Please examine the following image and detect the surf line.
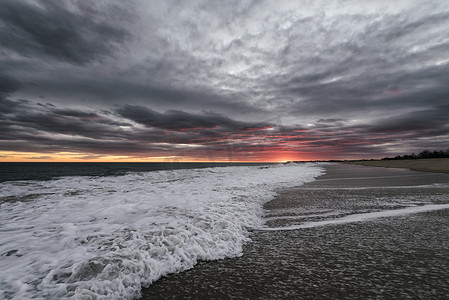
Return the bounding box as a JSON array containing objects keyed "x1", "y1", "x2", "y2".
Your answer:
[{"x1": 258, "y1": 204, "x2": 449, "y2": 231}]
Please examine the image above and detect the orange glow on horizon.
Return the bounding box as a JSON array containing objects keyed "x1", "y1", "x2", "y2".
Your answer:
[
  {"x1": 0, "y1": 151, "x2": 318, "y2": 163},
  {"x1": 262, "y1": 151, "x2": 318, "y2": 163}
]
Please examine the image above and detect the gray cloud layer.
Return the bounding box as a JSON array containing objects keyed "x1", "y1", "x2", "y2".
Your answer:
[
  {"x1": 1, "y1": 0, "x2": 448, "y2": 160},
  {"x1": 0, "y1": 0, "x2": 128, "y2": 64}
]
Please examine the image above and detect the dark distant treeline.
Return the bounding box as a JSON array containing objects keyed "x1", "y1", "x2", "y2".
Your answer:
[{"x1": 381, "y1": 149, "x2": 449, "y2": 160}]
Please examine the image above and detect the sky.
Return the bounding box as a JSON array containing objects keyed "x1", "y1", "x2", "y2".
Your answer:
[{"x1": 1, "y1": 0, "x2": 449, "y2": 162}]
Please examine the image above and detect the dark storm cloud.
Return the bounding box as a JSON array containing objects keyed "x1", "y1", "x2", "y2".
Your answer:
[
  {"x1": 0, "y1": 74, "x2": 21, "y2": 95},
  {"x1": 117, "y1": 105, "x2": 270, "y2": 132},
  {"x1": 0, "y1": 73, "x2": 26, "y2": 116},
  {"x1": 366, "y1": 106, "x2": 449, "y2": 135},
  {"x1": 1, "y1": 0, "x2": 449, "y2": 160},
  {"x1": 0, "y1": 99, "x2": 274, "y2": 157},
  {"x1": 282, "y1": 62, "x2": 449, "y2": 117},
  {"x1": 0, "y1": 97, "x2": 447, "y2": 160},
  {"x1": 52, "y1": 109, "x2": 98, "y2": 118},
  {"x1": 21, "y1": 75, "x2": 256, "y2": 113},
  {"x1": 0, "y1": 99, "x2": 123, "y2": 140},
  {"x1": 0, "y1": 0, "x2": 128, "y2": 65}
]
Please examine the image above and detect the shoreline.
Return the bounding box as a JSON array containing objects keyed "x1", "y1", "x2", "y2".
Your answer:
[
  {"x1": 141, "y1": 164, "x2": 449, "y2": 299},
  {"x1": 344, "y1": 158, "x2": 449, "y2": 174}
]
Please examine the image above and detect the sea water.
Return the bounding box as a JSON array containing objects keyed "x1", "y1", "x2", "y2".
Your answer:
[{"x1": 0, "y1": 163, "x2": 324, "y2": 299}]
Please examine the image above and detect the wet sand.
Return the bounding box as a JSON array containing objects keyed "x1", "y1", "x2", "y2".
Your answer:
[
  {"x1": 141, "y1": 164, "x2": 449, "y2": 299},
  {"x1": 345, "y1": 158, "x2": 449, "y2": 174}
]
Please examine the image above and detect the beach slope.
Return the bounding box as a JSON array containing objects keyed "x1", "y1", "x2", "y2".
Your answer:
[{"x1": 345, "y1": 158, "x2": 449, "y2": 174}]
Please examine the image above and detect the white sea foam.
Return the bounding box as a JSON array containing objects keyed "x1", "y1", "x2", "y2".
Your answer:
[
  {"x1": 0, "y1": 163, "x2": 323, "y2": 299},
  {"x1": 299, "y1": 183, "x2": 449, "y2": 190},
  {"x1": 260, "y1": 204, "x2": 449, "y2": 231},
  {"x1": 264, "y1": 210, "x2": 346, "y2": 221}
]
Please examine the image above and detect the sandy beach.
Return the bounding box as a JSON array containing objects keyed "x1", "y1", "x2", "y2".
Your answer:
[
  {"x1": 141, "y1": 163, "x2": 449, "y2": 299},
  {"x1": 345, "y1": 158, "x2": 449, "y2": 174}
]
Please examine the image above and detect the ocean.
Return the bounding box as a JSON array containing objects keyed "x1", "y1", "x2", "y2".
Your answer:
[{"x1": 0, "y1": 162, "x2": 324, "y2": 299}]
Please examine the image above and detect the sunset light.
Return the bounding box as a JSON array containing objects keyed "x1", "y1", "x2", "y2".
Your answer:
[
  {"x1": 2, "y1": 1, "x2": 449, "y2": 299},
  {"x1": 1, "y1": 1, "x2": 448, "y2": 162}
]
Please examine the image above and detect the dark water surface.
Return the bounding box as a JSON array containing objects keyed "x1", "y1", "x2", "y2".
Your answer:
[
  {"x1": 142, "y1": 164, "x2": 449, "y2": 299},
  {"x1": 0, "y1": 162, "x2": 271, "y2": 182}
]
